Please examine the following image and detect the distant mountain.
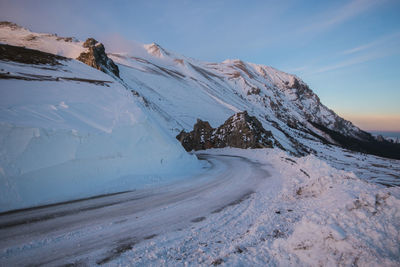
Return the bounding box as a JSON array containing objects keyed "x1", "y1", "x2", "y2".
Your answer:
[{"x1": 1, "y1": 21, "x2": 398, "y2": 159}]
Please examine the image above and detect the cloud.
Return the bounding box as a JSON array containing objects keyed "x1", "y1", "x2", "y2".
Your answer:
[
  {"x1": 308, "y1": 53, "x2": 384, "y2": 74},
  {"x1": 295, "y1": 31, "x2": 400, "y2": 75},
  {"x1": 298, "y1": 0, "x2": 384, "y2": 35},
  {"x1": 100, "y1": 33, "x2": 148, "y2": 55},
  {"x1": 340, "y1": 31, "x2": 400, "y2": 55}
]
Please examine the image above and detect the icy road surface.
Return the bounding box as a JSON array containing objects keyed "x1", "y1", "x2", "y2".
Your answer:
[{"x1": 0, "y1": 153, "x2": 271, "y2": 266}]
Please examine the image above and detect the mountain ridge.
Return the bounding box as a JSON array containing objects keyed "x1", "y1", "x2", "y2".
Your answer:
[{"x1": 1, "y1": 21, "x2": 398, "y2": 159}]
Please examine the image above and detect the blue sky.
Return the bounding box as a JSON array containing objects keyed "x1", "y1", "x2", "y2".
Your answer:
[{"x1": 1, "y1": 0, "x2": 399, "y2": 131}]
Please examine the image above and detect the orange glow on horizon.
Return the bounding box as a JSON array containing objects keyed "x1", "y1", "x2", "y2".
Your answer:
[{"x1": 341, "y1": 114, "x2": 400, "y2": 132}]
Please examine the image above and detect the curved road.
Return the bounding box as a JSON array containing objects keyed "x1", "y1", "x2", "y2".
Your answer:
[{"x1": 0, "y1": 153, "x2": 270, "y2": 266}]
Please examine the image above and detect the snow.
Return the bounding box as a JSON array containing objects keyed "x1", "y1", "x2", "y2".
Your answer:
[
  {"x1": 106, "y1": 45, "x2": 365, "y2": 155},
  {"x1": 108, "y1": 148, "x2": 400, "y2": 266},
  {"x1": 1, "y1": 22, "x2": 365, "y2": 155},
  {"x1": 0, "y1": 147, "x2": 398, "y2": 265},
  {"x1": 0, "y1": 23, "x2": 84, "y2": 58},
  {"x1": 1, "y1": 22, "x2": 399, "y2": 266},
  {"x1": 0, "y1": 59, "x2": 201, "y2": 212}
]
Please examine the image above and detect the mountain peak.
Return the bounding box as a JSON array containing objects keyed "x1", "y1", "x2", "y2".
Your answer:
[{"x1": 144, "y1": 42, "x2": 170, "y2": 58}]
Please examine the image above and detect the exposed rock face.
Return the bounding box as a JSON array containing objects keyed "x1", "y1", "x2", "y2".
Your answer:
[
  {"x1": 177, "y1": 119, "x2": 214, "y2": 151},
  {"x1": 77, "y1": 38, "x2": 120, "y2": 78},
  {"x1": 177, "y1": 111, "x2": 281, "y2": 151},
  {"x1": 0, "y1": 44, "x2": 67, "y2": 65}
]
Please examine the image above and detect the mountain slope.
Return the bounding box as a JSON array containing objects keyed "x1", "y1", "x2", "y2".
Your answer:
[
  {"x1": 108, "y1": 45, "x2": 378, "y2": 156},
  {"x1": 0, "y1": 38, "x2": 200, "y2": 212},
  {"x1": 2, "y1": 21, "x2": 393, "y2": 159},
  {"x1": 1, "y1": 21, "x2": 398, "y2": 189}
]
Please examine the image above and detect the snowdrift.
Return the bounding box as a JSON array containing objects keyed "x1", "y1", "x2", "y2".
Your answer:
[{"x1": 0, "y1": 56, "x2": 200, "y2": 212}]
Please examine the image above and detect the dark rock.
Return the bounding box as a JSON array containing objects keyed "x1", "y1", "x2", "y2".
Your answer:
[
  {"x1": 310, "y1": 121, "x2": 400, "y2": 160},
  {"x1": 212, "y1": 258, "x2": 224, "y2": 266},
  {"x1": 376, "y1": 135, "x2": 385, "y2": 142},
  {"x1": 56, "y1": 36, "x2": 76, "y2": 42},
  {"x1": 289, "y1": 78, "x2": 312, "y2": 97},
  {"x1": 0, "y1": 44, "x2": 67, "y2": 65},
  {"x1": 272, "y1": 229, "x2": 285, "y2": 238},
  {"x1": 82, "y1": 38, "x2": 98, "y2": 48},
  {"x1": 77, "y1": 38, "x2": 120, "y2": 78},
  {"x1": 176, "y1": 111, "x2": 281, "y2": 151},
  {"x1": 177, "y1": 119, "x2": 213, "y2": 151},
  {"x1": 247, "y1": 87, "x2": 261, "y2": 95}
]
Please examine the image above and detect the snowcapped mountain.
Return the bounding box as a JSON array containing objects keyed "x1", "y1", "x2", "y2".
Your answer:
[
  {"x1": 1, "y1": 22, "x2": 400, "y2": 267},
  {"x1": 107, "y1": 39, "x2": 376, "y2": 156},
  {"x1": 1, "y1": 21, "x2": 397, "y2": 159},
  {"x1": 0, "y1": 22, "x2": 398, "y2": 211}
]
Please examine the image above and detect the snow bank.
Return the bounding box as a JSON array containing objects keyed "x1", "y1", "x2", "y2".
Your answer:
[
  {"x1": 0, "y1": 59, "x2": 201, "y2": 212},
  {"x1": 113, "y1": 148, "x2": 400, "y2": 266},
  {"x1": 225, "y1": 148, "x2": 400, "y2": 266}
]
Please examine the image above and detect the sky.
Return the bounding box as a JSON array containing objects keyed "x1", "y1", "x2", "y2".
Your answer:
[{"x1": 0, "y1": 0, "x2": 399, "y2": 131}]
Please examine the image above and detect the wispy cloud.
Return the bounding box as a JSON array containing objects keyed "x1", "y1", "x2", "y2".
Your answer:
[
  {"x1": 309, "y1": 53, "x2": 384, "y2": 74},
  {"x1": 340, "y1": 31, "x2": 400, "y2": 55},
  {"x1": 299, "y1": 0, "x2": 384, "y2": 35},
  {"x1": 293, "y1": 30, "x2": 400, "y2": 76},
  {"x1": 308, "y1": 47, "x2": 400, "y2": 75}
]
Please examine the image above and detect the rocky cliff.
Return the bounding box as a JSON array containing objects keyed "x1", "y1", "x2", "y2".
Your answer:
[
  {"x1": 177, "y1": 111, "x2": 282, "y2": 151},
  {"x1": 77, "y1": 38, "x2": 120, "y2": 78}
]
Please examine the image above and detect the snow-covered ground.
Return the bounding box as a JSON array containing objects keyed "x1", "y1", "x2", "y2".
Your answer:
[
  {"x1": 111, "y1": 148, "x2": 400, "y2": 266},
  {"x1": 0, "y1": 55, "x2": 201, "y2": 213},
  {"x1": 0, "y1": 148, "x2": 399, "y2": 266}
]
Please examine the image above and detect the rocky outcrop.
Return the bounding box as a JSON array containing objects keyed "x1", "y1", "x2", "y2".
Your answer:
[
  {"x1": 177, "y1": 111, "x2": 281, "y2": 151},
  {"x1": 0, "y1": 44, "x2": 67, "y2": 65},
  {"x1": 77, "y1": 38, "x2": 120, "y2": 78}
]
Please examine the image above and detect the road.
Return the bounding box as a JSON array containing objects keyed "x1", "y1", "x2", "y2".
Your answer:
[{"x1": 0, "y1": 153, "x2": 270, "y2": 266}]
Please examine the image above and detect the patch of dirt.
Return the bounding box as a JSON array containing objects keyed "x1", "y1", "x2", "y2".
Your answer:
[
  {"x1": 60, "y1": 77, "x2": 113, "y2": 86},
  {"x1": 0, "y1": 44, "x2": 67, "y2": 65},
  {"x1": 0, "y1": 72, "x2": 113, "y2": 86},
  {"x1": 24, "y1": 34, "x2": 38, "y2": 41},
  {"x1": 233, "y1": 60, "x2": 255, "y2": 79},
  {"x1": 174, "y1": 58, "x2": 184, "y2": 65},
  {"x1": 284, "y1": 157, "x2": 297, "y2": 164},
  {"x1": 56, "y1": 37, "x2": 75, "y2": 42},
  {"x1": 96, "y1": 239, "x2": 137, "y2": 265},
  {"x1": 143, "y1": 234, "x2": 157, "y2": 240},
  {"x1": 0, "y1": 21, "x2": 23, "y2": 30},
  {"x1": 188, "y1": 62, "x2": 223, "y2": 81},
  {"x1": 300, "y1": 169, "x2": 310, "y2": 178},
  {"x1": 212, "y1": 191, "x2": 254, "y2": 214},
  {"x1": 371, "y1": 163, "x2": 386, "y2": 168},
  {"x1": 272, "y1": 229, "x2": 285, "y2": 238},
  {"x1": 212, "y1": 258, "x2": 224, "y2": 266},
  {"x1": 191, "y1": 216, "x2": 206, "y2": 223}
]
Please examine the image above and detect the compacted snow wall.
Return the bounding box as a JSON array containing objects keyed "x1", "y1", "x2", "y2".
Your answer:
[{"x1": 0, "y1": 60, "x2": 200, "y2": 212}]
